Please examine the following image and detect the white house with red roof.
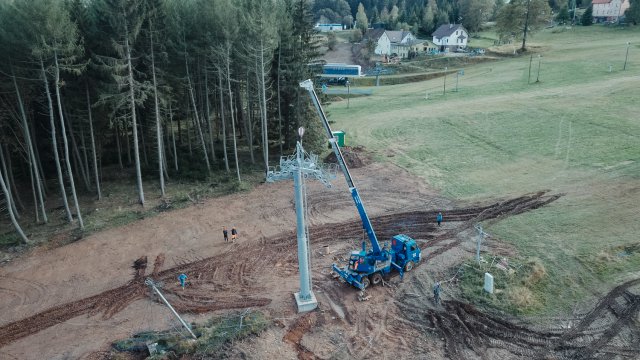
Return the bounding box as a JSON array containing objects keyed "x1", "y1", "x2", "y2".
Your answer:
[
  {"x1": 592, "y1": 0, "x2": 630, "y2": 23},
  {"x1": 432, "y1": 24, "x2": 468, "y2": 52}
]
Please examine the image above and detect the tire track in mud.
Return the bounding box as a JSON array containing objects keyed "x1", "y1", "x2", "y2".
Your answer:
[
  {"x1": 0, "y1": 277, "x2": 48, "y2": 310},
  {"x1": 396, "y1": 277, "x2": 640, "y2": 360},
  {"x1": 0, "y1": 191, "x2": 562, "y2": 350}
]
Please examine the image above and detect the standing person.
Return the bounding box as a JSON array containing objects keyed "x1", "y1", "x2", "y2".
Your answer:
[
  {"x1": 223, "y1": 227, "x2": 228, "y2": 242},
  {"x1": 231, "y1": 227, "x2": 238, "y2": 242},
  {"x1": 433, "y1": 281, "x2": 441, "y2": 305},
  {"x1": 436, "y1": 212, "x2": 443, "y2": 226},
  {"x1": 178, "y1": 273, "x2": 188, "y2": 290}
]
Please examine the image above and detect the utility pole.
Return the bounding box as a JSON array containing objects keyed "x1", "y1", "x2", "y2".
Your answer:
[
  {"x1": 536, "y1": 55, "x2": 542, "y2": 83},
  {"x1": 455, "y1": 69, "x2": 463, "y2": 92},
  {"x1": 347, "y1": 80, "x2": 350, "y2": 109},
  {"x1": 443, "y1": 67, "x2": 447, "y2": 95},
  {"x1": 528, "y1": 54, "x2": 533, "y2": 84},
  {"x1": 266, "y1": 114, "x2": 335, "y2": 312},
  {"x1": 474, "y1": 224, "x2": 490, "y2": 264},
  {"x1": 145, "y1": 278, "x2": 197, "y2": 339},
  {"x1": 623, "y1": 42, "x2": 630, "y2": 70}
]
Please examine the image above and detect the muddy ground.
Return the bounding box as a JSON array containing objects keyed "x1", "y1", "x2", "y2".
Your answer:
[{"x1": 0, "y1": 152, "x2": 638, "y2": 359}]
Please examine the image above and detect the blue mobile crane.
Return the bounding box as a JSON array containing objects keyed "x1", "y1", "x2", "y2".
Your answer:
[{"x1": 300, "y1": 80, "x2": 422, "y2": 290}]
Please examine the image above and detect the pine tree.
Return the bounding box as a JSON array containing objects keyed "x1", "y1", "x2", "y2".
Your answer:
[
  {"x1": 581, "y1": 5, "x2": 593, "y2": 25},
  {"x1": 93, "y1": 0, "x2": 148, "y2": 205},
  {"x1": 496, "y1": 0, "x2": 551, "y2": 51},
  {"x1": 627, "y1": 0, "x2": 640, "y2": 25},
  {"x1": 356, "y1": 3, "x2": 369, "y2": 33}
]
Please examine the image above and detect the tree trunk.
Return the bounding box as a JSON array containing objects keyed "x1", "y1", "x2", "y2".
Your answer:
[
  {"x1": 77, "y1": 114, "x2": 91, "y2": 187},
  {"x1": 4, "y1": 145, "x2": 24, "y2": 210},
  {"x1": 149, "y1": 21, "x2": 165, "y2": 196},
  {"x1": 0, "y1": 165, "x2": 28, "y2": 243},
  {"x1": 41, "y1": 57, "x2": 72, "y2": 223},
  {"x1": 276, "y1": 43, "x2": 283, "y2": 156},
  {"x1": 139, "y1": 118, "x2": 149, "y2": 167},
  {"x1": 169, "y1": 103, "x2": 178, "y2": 171},
  {"x1": 86, "y1": 84, "x2": 101, "y2": 200},
  {"x1": 177, "y1": 110, "x2": 182, "y2": 145},
  {"x1": 0, "y1": 145, "x2": 19, "y2": 219},
  {"x1": 186, "y1": 105, "x2": 192, "y2": 156},
  {"x1": 259, "y1": 41, "x2": 269, "y2": 172},
  {"x1": 124, "y1": 21, "x2": 145, "y2": 206},
  {"x1": 65, "y1": 107, "x2": 91, "y2": 191},
  {"x1": 204, "y1": 68, "x2": 216, "y2": 163},
  {"x1": 54, "y1": 51, "x2": 84, "y2": 229},
  {"x1": 185, "y1": 51, "x2": 211, "y2": 174},
  {"x1": 225, "y1": 44, "x2": 241, "y2": 183},
  {"x1": 29, "y1": 159, "x2": 39, "y2": 223},
  {"x1": 11, "y1": 67, "x2": 47, "y2": 223},
  {"x1": 244, "y1": 72, "x2": 255, "y2": 164},
  {"x1": 29, "y1": 118, "x2": 47, "y2": 198},
  {"x1": 521, "y1": 0, "x2": 532, "y2": 51},
  {"x1": 218, "y1": 71, "x2": 230, "y2": 173},
  {"x1": 115, "y1": 123, "x2": 123, "y2": 170},
  {"x1": 125, "y1": 120, "x2": 132, "y2": 165}
]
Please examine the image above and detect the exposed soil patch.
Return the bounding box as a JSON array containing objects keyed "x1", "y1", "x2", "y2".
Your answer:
[
  {"x1": 283, "y1": 312, "x2": 317, "y2": 360},
  {"x1": 1, "y1": 158, "x2": 637, "y2": 359},
  {"x1": 0, "y1": 191, "x2": 561, "y2": 351},
  {"x1": 324, "y1": 145, "x2": 371, "y2": 169}
]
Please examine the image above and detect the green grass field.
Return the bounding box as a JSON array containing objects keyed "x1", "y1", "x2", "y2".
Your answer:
[{"x1": 327, "y1": 26, "x2": 640, "y2": 315}]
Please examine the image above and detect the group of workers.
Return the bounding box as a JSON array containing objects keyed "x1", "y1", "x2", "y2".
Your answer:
[
  {"x1": 222, "y1": 226, "x2": 238, "y2": 242},
  {"x1": 177, "y1": 226, "x2": 239, "y2": 289}
]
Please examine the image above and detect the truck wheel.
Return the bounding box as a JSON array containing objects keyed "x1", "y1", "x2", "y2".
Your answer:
[
  {"x1": 360, "y1": 277, "x2": 370, "y2": 289},
  {"x1": 371, "y1": 273, "x2": 383, "y2": 286},
  {"x1": 404, "y1": 261, "x2": 414, "y2": 272}
]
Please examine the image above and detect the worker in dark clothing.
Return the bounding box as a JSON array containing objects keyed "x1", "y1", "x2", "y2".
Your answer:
[
  {"x1": 231, "y1": 227, "x2": 238, "y2": 242},
  {"x1": 436, "y1": 212, "x2": 443, "y2": 226},
  {"x1": 433, "y1": 281, "x2": 441, "y2": 304},
  {"x1": 223, "y1": 227, "x2": 228, "y2": 242}
]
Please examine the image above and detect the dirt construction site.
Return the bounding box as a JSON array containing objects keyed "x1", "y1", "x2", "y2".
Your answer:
[{"x1": 1, "y1": 148, "x2": 639, "y2": 359}]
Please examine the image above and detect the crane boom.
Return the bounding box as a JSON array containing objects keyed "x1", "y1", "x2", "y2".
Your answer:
[{"x1": 300, "y1": 80, "x2": 382, "y2": 255}]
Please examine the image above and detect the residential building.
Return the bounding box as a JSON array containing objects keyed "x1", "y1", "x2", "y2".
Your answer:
[
  {"x1": 385, "y1": 30, "x2": 416, "y2": 45},
  {"x1": 592, "y1": 0, "x2": 630, "y2": 22},
  {"x1": 315, "y1": 23, "x2": 343, "y2": 32},
  {"x1": 432, "y1": 24, "x2": 468, "y2": 52},
  {"x1": 365, "y1": 28, "x2": 391, "y2": 55}
]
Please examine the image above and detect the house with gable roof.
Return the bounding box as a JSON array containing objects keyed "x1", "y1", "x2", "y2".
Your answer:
[
  {"x1": 592, "y1": 0, "x2": 629, "y2": 23},
  {"x1": 364, "y1": 28, "x2": 434, "y2": 59},
  {"x1": 386, "y1": 30, "x2": 416, "y2": 45},
  {"x1": 432, "y1": 24, "x2": 468, "y2": 52},
  {"x1": 364, "y1": 28, "x2": 391, "y2": 56}
]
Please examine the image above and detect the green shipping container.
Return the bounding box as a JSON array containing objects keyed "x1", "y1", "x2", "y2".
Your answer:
[{"x1": 332, "y1": 130, "x2": 345, "y2": 147}]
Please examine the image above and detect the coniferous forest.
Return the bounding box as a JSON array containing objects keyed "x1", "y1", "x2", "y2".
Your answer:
[{"x1": 0, "y1": 0, "x2": 324, "y2": 243}]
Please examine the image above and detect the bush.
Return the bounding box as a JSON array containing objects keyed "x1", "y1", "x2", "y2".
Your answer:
[
  {"x1": 581, "y1": 5, "x2": 593, "y2": 26},
  {"x1": 349, "y1": 30, "x2": 363, "y2": 43},
  {"x1": 111, "y1": 311, "x2": 269, "y2": 358},
  {"x1": 327, "y1": 32, "x2": 337, "y2": 50},
  {"x1": 508, "y1": 286, "x2": 537, "y2": 307}
]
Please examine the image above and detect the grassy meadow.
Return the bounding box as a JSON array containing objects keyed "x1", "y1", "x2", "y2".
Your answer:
[{"x1": 326, "y1": 26, "x2": 640, "y2": 314}]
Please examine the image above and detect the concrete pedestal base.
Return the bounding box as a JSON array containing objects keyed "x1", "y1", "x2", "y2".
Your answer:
[{"x1": 294, "y1": 291, "x2": 318, "y2": 313}]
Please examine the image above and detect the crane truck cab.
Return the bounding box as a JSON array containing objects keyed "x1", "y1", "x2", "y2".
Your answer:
[{"x1": 390, "y1": 234, "x2": 421, "y2": 272}]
